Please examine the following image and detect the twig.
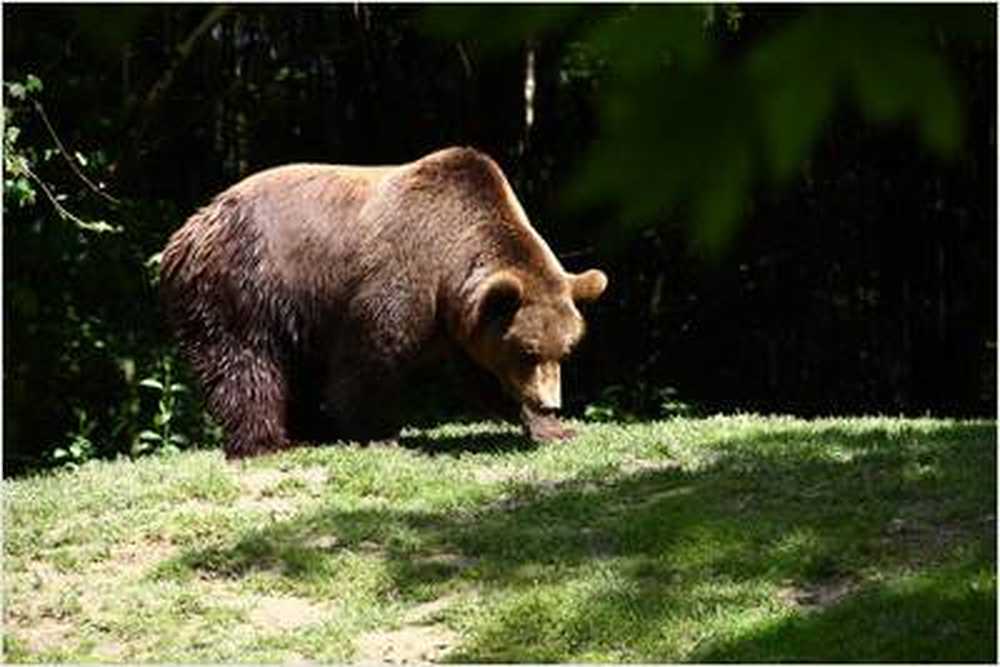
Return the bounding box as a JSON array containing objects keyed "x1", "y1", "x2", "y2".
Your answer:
[
  {"x1": 456, "y1": 42, "x2": 474, "y2": 80},
  {"x1": 21, "y1": 162, "x2": 119, "y2": 233},
  {"x1": 33, "y1": 100, "x2": 120, "y2": 205}
]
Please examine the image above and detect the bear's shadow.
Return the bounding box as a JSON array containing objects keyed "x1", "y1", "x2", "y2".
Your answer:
[{"x1": 399, "y1": 425, "x2": 539, "y2": 456}]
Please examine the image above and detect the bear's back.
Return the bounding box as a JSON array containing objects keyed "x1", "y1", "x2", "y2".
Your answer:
[{"x1": 223, "y1": 163, "x2": 400, "y2": 287}]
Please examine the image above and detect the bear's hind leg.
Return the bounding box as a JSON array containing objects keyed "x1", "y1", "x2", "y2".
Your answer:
[{"x1": 202, "y1": 348, "x2": 291, "y2": 458}]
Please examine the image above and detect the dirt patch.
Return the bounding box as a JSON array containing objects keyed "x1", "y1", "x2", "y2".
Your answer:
[
  {"x1": 110, "y1": 538, "x2": 179, "y2": 578},
  {"x1": 247, "y1": 595, "x2": 330, "y2": 632},
  {"x1": 91, "y1": 640, "x2": 126, "y2": 661},
  {"x1": 304, "y1": 534, "x2": 343, "y2": 551},
  {"x1": 357, "y1": 625, "x2": 459, "y2": 664},
  {"x1": 11, "y1": 616, "x2": 75, "y2": 656},
  {"x1": 239, "y1": 466, "x2": 328, "y2": 498},
  {"x1": 6, "y1": 539, "x2": 180, "y2": 657},
  {"x1": 778, "y1": 578, "x2": 856, "y2": 612},
  {"x1": 355, "y1": 595, "x2": 463, "y2": 664},
  {"x1": 5, "y1": 563, "x2": 87, "y2": 654},
  {"x1": 234, "y1": 466, "x2": 328, "y2": 516}
]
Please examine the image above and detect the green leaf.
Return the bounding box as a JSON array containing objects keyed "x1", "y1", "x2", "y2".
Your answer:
[
  {"x1": 139, "y1": 378, "x2": 164, "y2": 391},
  {"x1": 4, "y1": 153, "x2": 28, "y2": 177},
  {"x1": 749, "y1": 10, "x2": 838, "y2": 181},
  {"x1": 25, "y1": 74, "x2": 43, "y2": 93},
  {"x1": 839, "y1": 8, "x2": 963, "y2": 157},
  {"x1": 588, "y1": 5, "x2": 709, "y2": 75},
  {"x1": 7, "y1": 82, "x2": 25, "y2": 100},
  {"x1": 138, "y1": 430, "x2": 163, "y2": 442}
]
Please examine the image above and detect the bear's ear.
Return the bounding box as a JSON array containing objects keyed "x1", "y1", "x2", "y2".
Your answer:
[
  {"x1": 475, "y1": 271, "x2": 524, "y2": 329},
  {"x1": 571, "y1": 269, "x2": 608, "y2": 303}
]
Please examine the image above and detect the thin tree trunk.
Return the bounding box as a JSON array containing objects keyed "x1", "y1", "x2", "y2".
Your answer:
[{"x1": 519, "y1": 42, "x2": 536, "y2": 157}]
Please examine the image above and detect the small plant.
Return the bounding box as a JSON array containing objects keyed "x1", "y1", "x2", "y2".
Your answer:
[
  {"x1": 136, "y1": 355, "x2": 189, "y2": 456},
  {"x1": 3, "y1": 76, "x2": 43, "y2": 209},
  {"x1": 584, "y1": 383, "x2": 696, "y2": 422},
  {"x1": 52, "y1": 408, "x2": 97, "y2": 468},
  {"x1": 657, "y1": 386, "x2": 695, "y2": 418},
  {"x1": 584, "y1": 385, "x2": 637, "y2": 423}
]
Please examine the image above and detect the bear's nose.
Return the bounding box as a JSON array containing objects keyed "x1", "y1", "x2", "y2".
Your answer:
[{"x1": 536, "y1": 362, "x2": 562, "y2": 411}]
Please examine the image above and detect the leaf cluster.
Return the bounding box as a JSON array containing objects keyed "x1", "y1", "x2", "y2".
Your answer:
[{"x1": 428, "y1": 4, "x2": 991, "y2": 253}]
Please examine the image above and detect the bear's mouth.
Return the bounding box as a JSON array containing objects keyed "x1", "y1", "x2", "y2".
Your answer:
[{"x1": 525, "y1": 403, "x2": 559, "y2": 418}]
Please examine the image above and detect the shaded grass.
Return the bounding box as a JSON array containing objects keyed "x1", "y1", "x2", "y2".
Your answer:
[{"x1": 3, "y1": 416, "x2": 996, "y2": 662}]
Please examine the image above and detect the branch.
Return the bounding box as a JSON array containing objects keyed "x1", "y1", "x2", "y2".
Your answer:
[
  {"x1": 130, "y1": 5, "x2": 231, "y2": 137},
  {"x1": 456, "y1": 42, "x2": 474, "y2": 80},
  {"x1": 520, "y1": 42, "x2": 537, "y2": 157},
  {"x1": 33, "y1": 100, "x2": 120, "y2": 205},
  {"x1": 21, "y1": 162, "x2": 120, "y2": 233}
]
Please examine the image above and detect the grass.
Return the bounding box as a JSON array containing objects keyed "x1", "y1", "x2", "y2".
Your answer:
[{"x1": 3, "y1": 415, "x2": 996, "y2": 663}]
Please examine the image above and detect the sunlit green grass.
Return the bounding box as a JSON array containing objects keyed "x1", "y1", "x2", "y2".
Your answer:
[{"x1": 3, "y1": 415, "x2": 996, "y2": 662}]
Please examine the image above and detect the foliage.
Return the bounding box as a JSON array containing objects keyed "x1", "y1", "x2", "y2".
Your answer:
[
  {"x1": 135, "y1": 355, "x2": 191, "y2": 456},
  {"x1": 3, "y1": 417, "x2": 995, "y2": 661},
  {"x1": 50, "y1": 408, "x2": 97, "y2": 469},
  {"x1": 3, "y1": 69, "x2": 220, "y2": 473},
  {"x1": 3, "y1": 75, "x2": 44, "y2": 208},
  {"x1": 427, "y1": 5, "x2": 991, "y2": 252},
  {"x1": 3, "y1": 75, "x2": 118, "y2": 233},
  {"x1": 584, "y1": 383, "x2": 696, "y2": 423}
]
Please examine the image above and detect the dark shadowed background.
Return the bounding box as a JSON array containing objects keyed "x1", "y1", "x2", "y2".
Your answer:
[{"x1": 3, "y1": 4, "x2": 996, "y2": 474}]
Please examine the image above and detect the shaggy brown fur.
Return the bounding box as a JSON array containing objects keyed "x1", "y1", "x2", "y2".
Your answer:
[{"x1": 160, "y1": 147, "x2": 607, "y2": 458}]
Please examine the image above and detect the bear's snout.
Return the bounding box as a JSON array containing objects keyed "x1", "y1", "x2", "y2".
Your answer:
[{"x1": 530, "y1": 361, "x2": 562, "y2": 412}]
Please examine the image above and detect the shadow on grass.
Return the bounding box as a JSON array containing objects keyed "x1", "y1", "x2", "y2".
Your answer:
[
  {"x1": 399, "y1": 426, "x2": 539, "y2": 456},
  {"x1": 158, "y1": 420, "x2": 997, "y2": 662},
  {"x1": 693, "y1": 558, "x2": 997, "y2": 662}
]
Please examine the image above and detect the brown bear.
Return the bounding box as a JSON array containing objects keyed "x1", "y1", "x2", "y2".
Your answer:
[{"x1": 160, "y1": 147, "x2": 607, "y2": 458}]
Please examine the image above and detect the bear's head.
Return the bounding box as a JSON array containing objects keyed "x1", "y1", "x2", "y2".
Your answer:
[{"x1": 464, "y1": 266, "x2": 607, "y2": 430}]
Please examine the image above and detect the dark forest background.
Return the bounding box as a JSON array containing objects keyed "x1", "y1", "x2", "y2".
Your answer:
[{"x1": 3, "y1": 4, "x2": 996, "y2": 474}]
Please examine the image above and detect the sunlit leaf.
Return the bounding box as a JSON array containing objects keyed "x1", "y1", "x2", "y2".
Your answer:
[
  {"x1": 25, "y1": 74, "x2": 43, "y2": 93},
  {"x1": 139, "y1": 378, "x2": 164, "y2": 391}
]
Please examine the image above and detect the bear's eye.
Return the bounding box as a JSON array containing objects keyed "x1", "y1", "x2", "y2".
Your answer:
[{"x1": 518, "y1": 348, "x2": 540, "y2": 365}]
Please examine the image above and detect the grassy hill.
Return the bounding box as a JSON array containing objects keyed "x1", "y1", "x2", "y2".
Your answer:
[{"x1": 3, "y1": 415, "x2": 996, "y2": 663}]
